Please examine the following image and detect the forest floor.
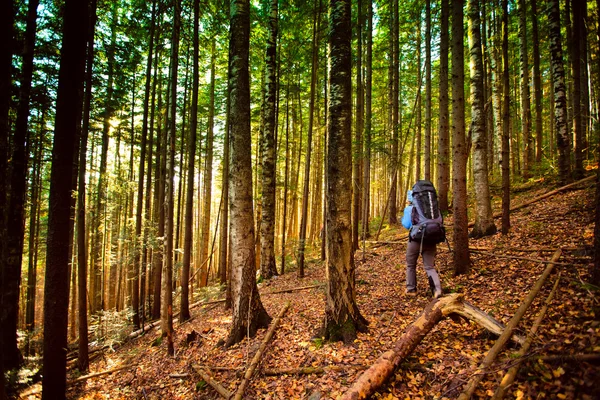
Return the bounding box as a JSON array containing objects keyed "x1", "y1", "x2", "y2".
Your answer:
[{"x1": 22, "y1": 175, "x2": 600, "y2": 400}]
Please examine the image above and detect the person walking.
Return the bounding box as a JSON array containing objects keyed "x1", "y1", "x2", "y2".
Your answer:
[{"x1": 401, "y1": 180, "x2": 444, "y2": 298}]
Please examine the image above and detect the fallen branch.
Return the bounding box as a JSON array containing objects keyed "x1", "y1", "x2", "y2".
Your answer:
[
  {"x1": 264, "y1": 284, "x2": 324, "y2": 295},
  {"x1": 263, "y1": 364, "x2": 367, "y2": 376},
  {"x1": 340, "y1": 294, "x2": 464, "y2": 400},
  {"x1": 492, "y1": 272, "x2": 562, "y2": 400},
  {"x1": 456, "y1": 249, "x2": 562, "y2": 400},
  {"x1": 191, "y1": 365, "x2": 232, "y2": 399},
  {"x1": 449, "y1": 301, "x2": 524, "y2": 345},
  {"x1": 234, "y1": 301, "x2": 291, "y2": 400},
  {"x1": 536, "y1": 353, "x2": 600, "y2": 363}
]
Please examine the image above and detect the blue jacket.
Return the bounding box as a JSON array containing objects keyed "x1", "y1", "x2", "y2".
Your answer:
[{"x1": 402, "y1": 205, "x2": 413, "y2": 230}]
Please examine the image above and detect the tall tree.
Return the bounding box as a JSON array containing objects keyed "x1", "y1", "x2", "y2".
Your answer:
[
  {"x1": 361, "y1": 0, "x2": 372, "y2": 244},
  {"x1": 352, "y1": 0, "x2": 363, "y2": 251},
  {"x1": 133, "y1": 0, "x2": 157, "y2": 329},
  {"x1": 226, "y1": 0, "x2": 271, "y2": 347},
  {"x1": 437, "y1": 0, "x2": 450, "y2": 213},
  {"x1": 571, "y1": 0, "x2": 585, "y2": 179},
  {"x1": 181, "y1": 0, "x2": 198, "y2": 323},
  {"x1": 530, "y1": 0, "x2": 543, "y2": 163},
  {"x1": 298, "y1": 0, "x2": 321, "y2": 276},
  {"x1": 424, "y1": 0, "x2": 432, "y2": 180},
  {"x1": 321, "y1": 0, "x2": 368, "y2": 342},
  {"x1": 76, "y1": 0, "x2": 97, "y2": 372},
  {"x1": 389, "y1": 0, "x2": 399, "y2": 224},
  {"x1": 518, "y1": 0, "x2": 533, "y2": 177},
  {"x1": 468, "y1": 0, "x2": 496, "y2": 238},
  {"x1": 0, "y1": 0, "x2": 14, "y2": 393},
  {"x1": 219, "y1": 88, "x2": 230, "y2": 287},
  {"x1": 260, "y1": 0, "x2": 280, "y2": 280},
  {"x1": 42, "y1": 0, "x2": 90, "y2": 396},
  {"x1": 593, "y1": 0, "x2": 600, "y2": 287},
  {"x1": 452, "y1": 0, "x2": 470, "y2": 275},
  {"x1": 162, "y1": 0, "x2": 181, "y2": 356},
  {"x1": 3, "y1": 0, "x2": 39, "y2": 370},
  {"x1": 548, "y1": 0, "x2": 570, "y2": 183},
  {"x1": 501, "y1": 0, "x2": 511, "y2": 234}
]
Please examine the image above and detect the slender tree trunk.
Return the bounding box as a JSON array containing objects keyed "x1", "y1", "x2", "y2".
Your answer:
[
  {"x1": 437, "y1": 0, "x2": 450, "y2": 213},
  {"x1": 259, "y1": 0, "x2": 280, "y2": 279},
  {"x1": 469, "y1": 0, "x2": 497, "y2": 238},
  {"x1": 548, "y1": 0, "x2": 570, "y2": 183},
  {"x1": 199, "y1": 43, "x2": 216, "y2": 287},
  {"x1": 592, "y1": 0, "x2": 600, "y2": 287},
  {"x1": 452, "y1": 0, "x2": 471, "y2": 275},
  {"x1": 42, "y1": 0, "x2": 90, "y2": 396},
  {"x1": 281, "y1": 84, "x2": 290, "y2": 274},
  {"x1": 161, "y1": 0, "x2": 180, "y2": 356},
  {"x1": 424, "y1": 0, "x2": 432, "y2": 180},
  {"x1": 518, "y1": 0, "x2": 533, "y2": 177},
  {"x1": 362, "y1": 0, "x2": 372, "y2": 243},
  {"x1": 181, "y1": 0, "x2": 199, "y2": 323},
  {"x1": 3, "y1": 0, "x2": 39, "y2": 370},
  {"x1": 571, "y1": 0, "x2": 585, "y2": 179},
  {"x1": 415, "y1": 16, "x2": 422, "y2": 182},
  {"x1": 321, "y1": 0, "x2": 368, "y2": 343},
  {"x1": 352, "y1": 0, "x2": 363, "y2": 251},
  {"x1": 219, "y1": 86, "x2": 230, "y2": 286},
  {"x1": 501, "y1": 0, "x2": 511, "y2": 234},
  {"x1": 298, "y1": 0, "x2": 320, "y2": 276},
  {"x1": 226, "y1": 0, "x2": 272, "y2": 347},
  {"x1": 531, "y1": 0, "x2": 543, "y2": 164},
  {"x1": 389, "y1": 0, "x2": 399, "y2": 224}
]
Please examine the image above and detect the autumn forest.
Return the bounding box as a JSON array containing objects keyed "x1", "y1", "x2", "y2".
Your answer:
[{"x1": 1, "y1": 0, "x2": 600, "y2": 398}]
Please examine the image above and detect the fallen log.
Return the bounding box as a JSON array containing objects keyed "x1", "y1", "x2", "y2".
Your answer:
[
  {"x1": 191, "y1": 365, "x2": 232, "y2": 399},
  {"x1": 340, "y1": 294, "x2": 464, "y2": 400},
  {"x1": 456, "y1": 249, "x2": 562, "y2": 400},
  {"x1": 233, "y1": 301, "x2": 291, "y2": 400},
  {"x1": 535, "y1": 353, "x2": 600, "y2": 363},
  {"x1": 492, "y1": 272, "x2": 561, "y2": 400}
]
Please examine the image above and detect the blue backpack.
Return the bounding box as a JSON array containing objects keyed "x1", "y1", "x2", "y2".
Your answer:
[{"x1": 409, "y1": 180, "x2": 446, "y2": 245}]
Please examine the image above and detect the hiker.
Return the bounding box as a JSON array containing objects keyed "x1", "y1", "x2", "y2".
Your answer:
[{"x1": 401, "y1": 180, "x2": 444, "y2": 298}]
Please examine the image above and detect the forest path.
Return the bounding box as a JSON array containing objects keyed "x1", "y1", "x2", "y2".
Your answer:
[{"x1": 51, "y1": 177, "x2": 598, "y2": 400}]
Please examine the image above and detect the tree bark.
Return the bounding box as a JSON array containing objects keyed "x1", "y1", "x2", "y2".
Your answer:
[
  {"x1": 437, "y1": 0, "x2": 450, "y2": 213},
  {"x1": 468, "y1": 0, "x2": 497, "y2": 238},
  {"x1": 530, "y1": 0, "x2": 543, "y2": 164},
  {"x1": 42, "y1": 0, "x2": 90, "y2": 396},
  {"x1": 501, "y1": 0, "x2": 511, "y2": 234},
  {"x1": 361, "y1": 0, "x2": 372, "y2": 245},
  {"x1": 226, "y1": 0, "x2": 272, "y2": 347},
  {"x1": 162, "y1": 0, "x2": 181, "y2": 356},
  {"x1": 389, "y1": 0, "x2": 399, "y2": 224},
  {"x1": 424, "y1": 0, "x2": 432, "y2": 180},
  {"x1": 548, "y1": 0, "x2": 571, "y2": 184},
  {"x1": 352, "y1": 0, "x2": 363, "y2": 252},
  {"x1": 518, "y1": 0, "x2": 533, "y2": 177},
  {"x1": 571, "y1": 0, "x2": 585, "y2": 179},
  {"x1": 281, "y1": 84, "x2": 291, "y2": 274},
  {"x1": 218, "y1": 85, "x2": 230, "y2": 286},
  {"x1": 592, "y1": 0, "x2": 600, "y2": 287},
  {"x1": 452, "y1": 0, "x2": 471, "y2": 274},
  {"x1": 322, "y1": 0, "x2": 368, "y2": 343},
  {"x1": 260, "y1": 0, "x2": 280, "y2": 280}
]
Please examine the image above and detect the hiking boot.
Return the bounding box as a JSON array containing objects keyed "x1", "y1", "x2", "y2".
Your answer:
[
  {"x1": 433, "y1": 289, "x2": 443, "y2": 299},
  {"x1": 406, "y1": 289, "x2": 417, "y2": 296}
]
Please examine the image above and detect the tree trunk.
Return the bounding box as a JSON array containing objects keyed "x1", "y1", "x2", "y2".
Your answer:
[
  {"x1": 468, "y1": 0, "x2": 497, "y2": 238},
  {"x1": 161, "y1": 0, "x2": 180, "y2": 356},
  {"x1": 132, "y1": 0, "x2": 156, "y2": 329},
  {"x1": 42, "y1": 0, "x2": 90, "y2": 396},
  {"x1": 530, "y1": 0, "x2": 543, "y2": 164},
  {"x1": 3, "y1": 0, "x2": 39, "y2": 370},
  {"x1": 591, "y1": 0, "x2": 600, "y2": 287},
  {"x1": 452, "y1": 0, "x2": 471, "y2": 275},
  {"x1": 571, "y1": 0, "x2": 585, "y2": 179},
  {"x1": 389, "y1": 0, "x2": 399, "y2": 225},
  {"x1": 361, "y1": 0, "x2": 372, "y2": 244},
  {"x1": 424, "y1": 0, "x2": 432, "y2": 180},
  {"x1": 437, "y1": 0, "x2": 450, "y2": 213},
  {"x1": 218, "y1": 85, "x2": 230, "y2": 286},
  {"x1": 548, "y1": 0, "x2": 571, "y2": 184},
  {"x1": 501, "y1": 0, "x2": 511, "y2": 234},
  {"x1": 518, "y1": 0, "x2": 533, "y2": 177},
  {"x1": 298, "y1": 0, "x2": 320, "y2": 277},
  {"x1": 260, "y1": 0, "x2": 280, "y2": 280},
  {"x1": 415, "y1": 18, "x2": 422, "y2": 182},
  {"x1": 352, "y1": 0, "x2": 363, "y2": 252},
  {"x1": 181, "y1": 0, "x2": 198, "y2": 323},
  {"x1": 281, "y1": 84, "x2": 291, "y2": 274},
  {"x1": 199, "y1": 42, "x2": 216, "y2": 287},
  {"x1": 322, "y1": 0, "x2": 368, "y2": 343},
  {"x1": 226, "y1": 0, "x2": 272, "y2": 347}
]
